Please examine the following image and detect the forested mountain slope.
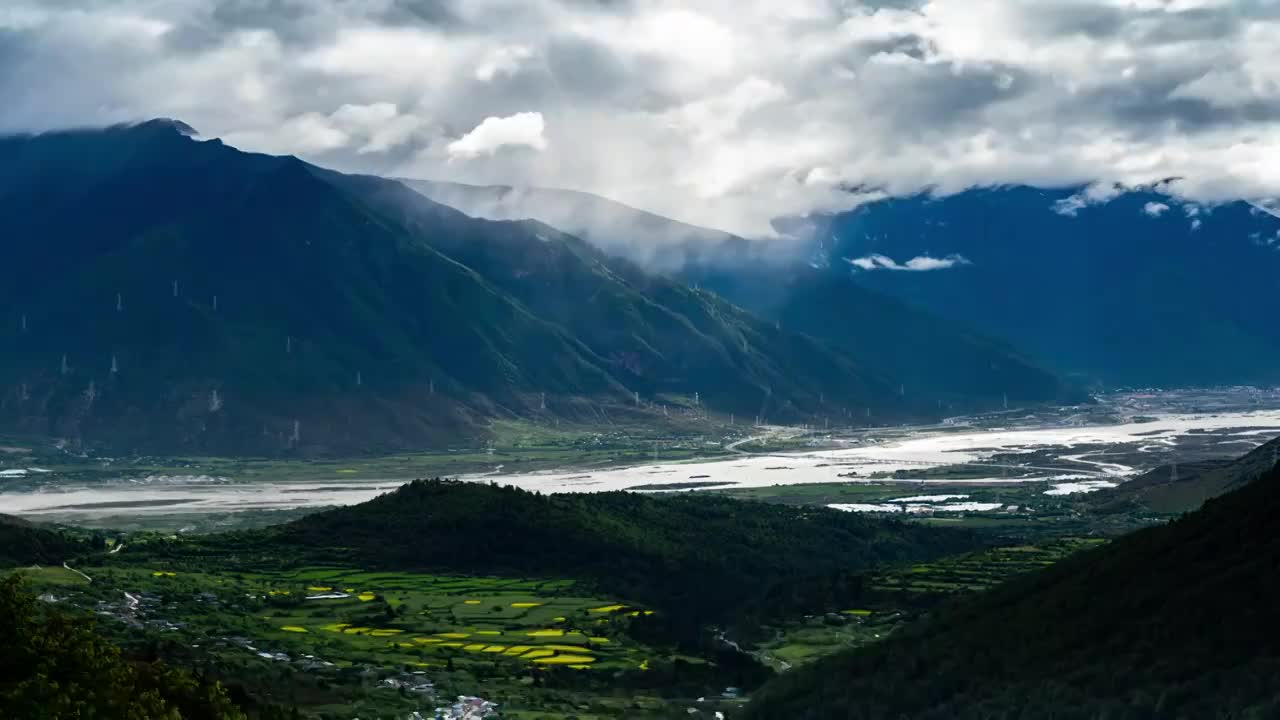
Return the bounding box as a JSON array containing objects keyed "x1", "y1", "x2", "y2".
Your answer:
[
  {"x1": 746, "y1": 453, "x2": 1280, "y2": 719},
  {"x1": 0, "y1": 514, "x2": 101, "y2": 567},
  {"x1": 0, "y1": 120, "x2": 917, "y2": 453},
  {"x1": 814, "y1": 185, "x2": 1280, "y2": 386},
  {"x1": 0, "y1": 575, "x2": 246, "y2": 719},
  {"x1": 406, "y1": 180, "x2": 1080, "y2": 410}
]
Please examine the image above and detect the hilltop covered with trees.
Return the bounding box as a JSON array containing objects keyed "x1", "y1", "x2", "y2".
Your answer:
[
  {"x1": 148, "y1": 479, "x2": 988, "y2": 636},
  {"x1": 0, "y1": 514, "x2": 102, "y2": 567}
]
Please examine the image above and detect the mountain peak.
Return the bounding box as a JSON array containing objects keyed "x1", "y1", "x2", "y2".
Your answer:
[{"x1": 126, "y1": 117, "x2": 199, "y2": 137}]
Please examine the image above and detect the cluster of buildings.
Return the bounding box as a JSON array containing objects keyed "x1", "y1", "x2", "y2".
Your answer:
[
  {"x1": 428, "y1": 695, "x2": 499, "y2": 719},
  {"x1": 379, "y1": 673, "x2": 435, "y2": 696}
]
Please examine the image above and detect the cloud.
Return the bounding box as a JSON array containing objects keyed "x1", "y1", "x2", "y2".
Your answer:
[
  {"x1": 476, "y1": 45, "x2": 534, "y2": 82},
  {"x1": 1143, "y1": 201, "x2": 1170, "y2": 217},
  {"x1": 222, "y1": 103, "x2": 431, "y2": 157},
  {"x1": 4, "y1": 1, "x2": 1280, "y2": 237},
  {"x1": 447, "y1": 112, "x2": 547, "y2": 159},
  {"x1": 847, "y1": 253, "x2": 971, "y2": 272},
  {"x1": 1249, "y1": 200, "x2": 1280, "y2": 220},
  {"x1": 1053, "y1": 183, "x2": 1125, "y2": 216}
]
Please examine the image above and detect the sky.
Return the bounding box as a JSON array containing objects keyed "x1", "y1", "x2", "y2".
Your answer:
[{"x1": 3, "y1": 0, "x2": 1280, "y2": 236}]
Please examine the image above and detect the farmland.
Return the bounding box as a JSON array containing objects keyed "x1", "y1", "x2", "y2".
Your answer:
[
  {"x1": 742, "y1": 537, "x2": 1107, "y2": 672},
  {"x1": 0, "y1": 508, "x2": 1123, "y2": 718},
  {"x1": 0, "y1": 476, "x2": 987, "y2": 718},
  {"x1": 10, "y1": 561, "x2": 745, "y2": 718}
]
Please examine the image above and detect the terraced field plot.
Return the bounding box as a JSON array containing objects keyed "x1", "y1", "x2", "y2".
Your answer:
[
  {"x1": 750, "y1": 537, "x2": 1107, "y2": 670},
  {"x1": 870, "y1": 537, "x2": 1106, "y2": 594},
  {"x1": 117, "y1": 567, "x2": 651, "y2": 673}
]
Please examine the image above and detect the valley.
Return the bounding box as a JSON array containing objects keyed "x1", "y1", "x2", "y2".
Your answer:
[
  {"x1": 6, "y1": 3, "x2": 1280, "y2": 716},
  {"x1": 5, "y1": 390, "x2": 1278, "y2": 718},
  {"x1": 4, "y1": 389, "x2": 1278, "y2": 533}
]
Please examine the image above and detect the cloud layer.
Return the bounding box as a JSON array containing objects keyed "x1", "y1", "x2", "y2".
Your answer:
[{"x1": 3, "y1": 0, "x2": 1280, "y2": 236}]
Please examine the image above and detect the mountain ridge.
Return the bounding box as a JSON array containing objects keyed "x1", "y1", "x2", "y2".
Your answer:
[
  {"x1": 1, "y1": 121, "x2": 931, "y2": 454},
  {"x1": 812, "y1": 185, "x2": 1280, "y2": 386},
  {"x1": 406, "y1": 179, "x2": 1082, "y2": 409}
]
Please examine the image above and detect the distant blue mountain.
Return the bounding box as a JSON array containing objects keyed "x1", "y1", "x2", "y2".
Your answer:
[
  {"x1": 810, "y1": 185, "x2": 1280, "y2": 386},
  {"x1": 408, "y1": 180, "x2": 1081, "y2": 410}
]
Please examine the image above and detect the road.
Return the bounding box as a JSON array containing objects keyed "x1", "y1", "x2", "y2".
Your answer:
[{"x1": 62, "y1": 562, "x2": 92, "y2": 583}]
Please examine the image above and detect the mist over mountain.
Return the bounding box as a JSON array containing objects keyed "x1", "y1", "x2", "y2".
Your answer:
[
  {"x1": 0, "y1": 120, "x2": 972, "y2": 454},
  {"x1": 419, "y1": 176, "x2": 1280, "y2": 391},
  {"x1": 811, "y1": 185, "x2": 1280, "y2": 387},
  {"x1": 405, "y1": 181, "x2": 1080, "y2": 409},
  {"x1": 399, "y1": 179, "x2": 782, "y2": 274}
]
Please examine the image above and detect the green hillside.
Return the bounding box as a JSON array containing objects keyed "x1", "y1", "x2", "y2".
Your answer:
[
  {"x1": 745, "y1": 456, "x2": 1280, "y2": 719},
  {"x1": 162, "y1": 479, "x2": 986, "y2": 634},
  {"x1": 769, "y1": 269, "x2": 1080, "y2": 408},
  {"x1": 339, "y1": 173, "x2": 903, "y2": 419},
  {"x1": 0, "y1": 515, "x2": 101, "y2": 567},
  {"x1": 406, "y1": 179, "x2": 1082, "y2": 412},
  {"x1": 0, "y1": 120, "x2": 913, "y2": 454}
]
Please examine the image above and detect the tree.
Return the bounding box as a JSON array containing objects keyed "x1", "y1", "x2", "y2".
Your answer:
[{"x1": 0, "y1": 574, "x2": 246, "y2": 720}]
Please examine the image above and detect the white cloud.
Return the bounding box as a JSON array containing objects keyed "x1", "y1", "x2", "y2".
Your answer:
[
  {"x1": 5, "y1": 0, "x2": 1280, "y2": 237},
  {"x1": 447, "y1": 112, "x2": 548, "y2": 159},
  {"x1": 1143, "y1": 201, "x2": 1170, "y2": 217},
  {"x1": 222, "y1": 103, "x2": 430, "y2": 157},
  {"x1": 1054, "y1": 183, "x2": 1126, "y2": 216},
  {"x1": 476, "y1": 45, "x2": 534, "y2": 82},
  {"x1": 903, "y1": 254, "x2": 971, "y2": 271},
  {"x1": 329, "y1": 103, "x2": 428, "y2": 154},
  {"x1": 1053, "y1": 195, "x2": 1088, "y2": 217},
  {"x1": 847, "y1": 254, "x2": 972, "y2": 272},
  {"x1": 1249, "y1": 201, "x2": 1280, "y2": 220}
]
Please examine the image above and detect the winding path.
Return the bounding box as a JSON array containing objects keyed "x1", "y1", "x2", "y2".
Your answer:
[{"x1": 62, "y1": 562, "x2": 92, "y2": 583}]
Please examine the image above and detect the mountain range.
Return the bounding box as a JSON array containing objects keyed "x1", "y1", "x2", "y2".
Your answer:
[
  {"x1": 416, "y1": 179, "x2": 1280, "y2": 391},
  {"x1": 406, "y1": 181, "x2": 1079, "y2": 411},
  {"x1": 812, "y1": 185, "x2": 1280, "y2": 386},
  {"x1": 0, "y1": 120, "x2": 1071, "y2": 454},
  {"x1": 398, "y1": 179, "x2": 769, "y2": 274}
]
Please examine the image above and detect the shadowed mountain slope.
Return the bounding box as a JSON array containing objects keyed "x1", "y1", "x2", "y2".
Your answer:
[
  {"x1": 0, "y1": 121, "x2": 918, "y2": 453},
  {"x1": 745, "y1": 449, "x2": 1280, "y2": 719}
]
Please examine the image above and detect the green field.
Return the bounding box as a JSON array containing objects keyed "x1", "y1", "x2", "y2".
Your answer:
[
  {"x1": 9, "y1": 562, "x2": 737, "y2": 718},
  {"x1": 4, "y1": 526, "x2": 1112, "y2": 718},
  {"x1": 746, "y1": 537, "x2": 1107, "y2": 671},
  {"x1": 871, "y1": 537, "x2": 1107, "y2": 594}
]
